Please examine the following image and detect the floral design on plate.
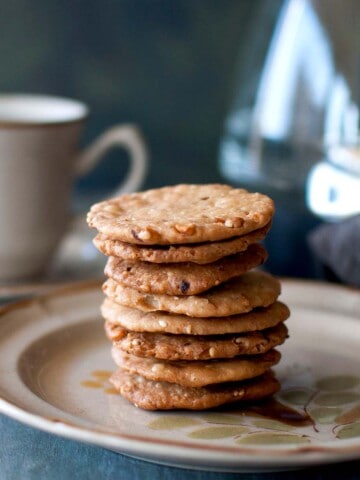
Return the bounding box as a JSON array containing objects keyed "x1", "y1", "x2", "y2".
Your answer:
[{"x1": 143, "y1": 373, "x2": 360, "y2": 446}]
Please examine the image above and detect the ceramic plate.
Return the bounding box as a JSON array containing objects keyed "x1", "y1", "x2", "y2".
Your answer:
[{"x1": 0, "y1": 279, "x2": 360, "y2": 472}]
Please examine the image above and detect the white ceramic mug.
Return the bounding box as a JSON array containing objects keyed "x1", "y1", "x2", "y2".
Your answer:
[{"x1": 0, "y1": 94, "x2": 148, "y2": 281}]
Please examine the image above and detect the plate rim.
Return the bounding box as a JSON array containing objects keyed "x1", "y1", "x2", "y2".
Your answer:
[{"x1": 1, "y1": 278, "x2": 360, "y2": 471}]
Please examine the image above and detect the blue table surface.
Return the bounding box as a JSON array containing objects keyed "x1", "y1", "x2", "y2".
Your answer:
[{"x1": 1, "y1": 413, "x2": 360, "y2": 480}]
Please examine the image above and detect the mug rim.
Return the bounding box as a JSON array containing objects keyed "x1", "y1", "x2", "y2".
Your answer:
[{"x1": 0, "y1": 93, "x2": 89, "y2": 128}]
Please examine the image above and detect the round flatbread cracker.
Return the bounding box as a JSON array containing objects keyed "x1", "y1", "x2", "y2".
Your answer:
[
  {"x1": 93, "y1": 223, "x2": 271, "y2": 264},
  {"x1": 87, "y1": 184, "x2": 274, "y2": 245},
  {"x1": 101, "y1": 299, "x2": 290, "y2": 336},
  {"x1": 103, "y1": 270, "x2": 281, "y2": 318},
  {"x1": 109, "y1": 370, "x2": 280, "y2": 410},
  {"x1": 111, "y1": 348, "x2": 281, "y2": 387},
  {"x1": 104, "y1": 243, "x2": 267, "y2": 296},
  {"x1": 109, "y1": 323, "x2": 288, "y2": 360}
]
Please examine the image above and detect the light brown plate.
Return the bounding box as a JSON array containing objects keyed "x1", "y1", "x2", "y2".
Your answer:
[{"x1": 0, "y1": 279, "x2": 360, "y2": 472}]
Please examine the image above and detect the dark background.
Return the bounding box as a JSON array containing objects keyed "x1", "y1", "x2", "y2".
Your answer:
[
  {"x1": 0, "y1": 0, "x2": 281, "y2": 192},
  {"x1": 1, "y1": 0, "x2": 320, "y2": 278}
]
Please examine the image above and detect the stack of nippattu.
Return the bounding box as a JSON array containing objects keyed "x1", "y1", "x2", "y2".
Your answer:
[{"x1": 87, "y1": 184, "x2": 290, "y2": 410}]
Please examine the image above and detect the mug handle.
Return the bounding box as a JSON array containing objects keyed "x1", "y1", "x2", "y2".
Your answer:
[{"x1": 75, "y1": 123, "x2": 148, "y2": 196}]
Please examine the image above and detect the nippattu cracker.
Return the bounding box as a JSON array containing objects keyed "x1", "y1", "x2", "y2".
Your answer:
[
  {"x1": 102, "y1": 299, "x2": 290, "y2": 336},
  {"x1": 93, "y1": 222, "x2": 271, "y2": 264},
  {"x1": 110, "y1": 370, "x2": 280, "y2": 410},
  {"x1": 87, "y1": 184, "x2": 274, "y2": 245},
  {"x1": 103, "y1": 271, "x2": 281, "y2": 318},
  {"x1": 110, "y1": 323, "x2": 288, "y2": 360},
  {"x1": 111, "y1": 348, "x2": 281, "y2": 387},
  {"x1": 104, "y1": 243, "x2": 267, "y2": 295}
]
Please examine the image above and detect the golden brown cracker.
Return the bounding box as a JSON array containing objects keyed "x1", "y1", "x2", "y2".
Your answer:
[
  {"x1": 104, "y1": 243, "x2": 267, "y2": 295},
  {"x1": 110, "y1": 323, "x2": 288, "y2": 360},
  {"x1": 111, "y1": 348, "x2": 281, "y2": 387},
  {"x1": 102, "y1": 299, "x2": 290, "y2": 336},
  {"x1": 87, "y1": 184, "x2": 274, "y2": 245},
  {"x1": 93, "y1": 222, "x2": 271, "y2": 264},
  {"x1": 103, "y1": 271, "x2": 281, "y2": 318},
  {"x1": 110, "y1": 370, "x2": 280, "y2": 410}
]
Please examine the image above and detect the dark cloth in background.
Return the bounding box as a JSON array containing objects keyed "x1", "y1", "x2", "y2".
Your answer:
[{"x1": 308, "y1": 215, "x2": 360, "y2": 287}]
